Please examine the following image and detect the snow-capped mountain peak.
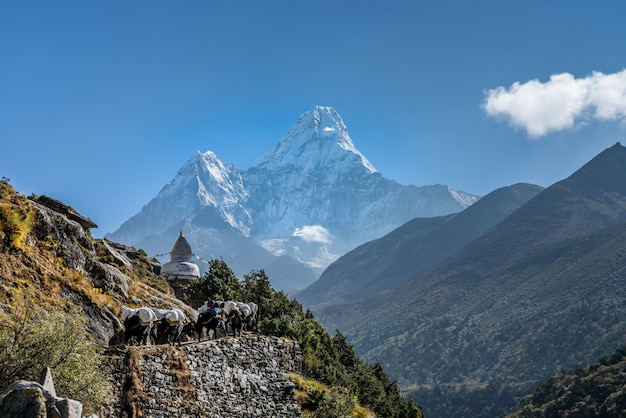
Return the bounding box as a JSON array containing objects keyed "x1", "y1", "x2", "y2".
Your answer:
[
  {"x1": 195, "y1": 151, "x2": 248, "y2": 206},
  {"x1": 165, "y1": 150, "x2": 247, "y2": 209},
  {"x1": 107, "y1": 106, "x2": 479, "y2": 293},
  {"x1": 254, "y1": 106, "x2": 376, "y2": 174}
]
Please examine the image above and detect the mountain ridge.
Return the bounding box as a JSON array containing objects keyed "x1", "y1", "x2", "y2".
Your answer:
[
  {"x1": 307, "y1": 142, "x2": 626, "y2": 417},
  {"x1": 107, "y1": 106, "x2": 479, "y2": 291},
  {"x1": 297, "y1": 182, "x2": 543, "y2": 307}
]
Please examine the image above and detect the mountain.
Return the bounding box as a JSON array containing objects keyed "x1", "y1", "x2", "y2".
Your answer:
[
  {"x1": 296, "y1": 183, "x2": 544, "y2": 307},
  {"x1": 107, "y1": 150, "x2": 251, "y2": 245},
  {"x1": 107, "y1": 106, "x2": 479, "y2": 292},
  {"x1": 312, "y1": 142, "x2": 626, "y2": 417}
]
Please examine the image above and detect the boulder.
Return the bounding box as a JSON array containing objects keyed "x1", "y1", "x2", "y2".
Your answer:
[
  {"x1": 40, "y1": 367, "x2": 56, "y2": 398},
  {"x1": 0, "y1": 371, "x2": 87, "y2": 418},
  {"x1": 32, "y1": 195, "x2": 97, "y2": 231},
  {"x1": 0, "y1": 383, "x2": 47, "y2": 418},
  {"x1": 56, "y1": 398, "x2": 82, "y2": 418}
]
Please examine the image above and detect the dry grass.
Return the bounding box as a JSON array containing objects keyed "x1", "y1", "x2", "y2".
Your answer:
[
  {"x1": 0, "y1": 180, "x2": 172, "y2": 319},
  {"x1": 122, "y1": 347, "x2": 145, "y2": 418},
  {"x1": 164, "y1": 346, "x2": 198, "y2": 401},
  {"x1": 0, "y1": 245, "x2": 118, "y2": 319}
]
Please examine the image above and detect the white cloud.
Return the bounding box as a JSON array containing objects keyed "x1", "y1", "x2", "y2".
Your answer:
[
  {"x1": 292, "y1": 225, "x2": 331, "y2": 243},
  {"x1": 588, "y1": 71, "x2": 626, "y2": 120},
  {"x1": 483, "y1": 69, "x2": 626, "y2": 137}
]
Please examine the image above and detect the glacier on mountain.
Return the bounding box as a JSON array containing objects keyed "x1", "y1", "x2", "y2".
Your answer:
[{"x1": 106, "y1": 106, "x2": 479, "y2": 292}]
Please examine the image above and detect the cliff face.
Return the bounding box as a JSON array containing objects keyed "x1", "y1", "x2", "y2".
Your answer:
[{"x1": 101, "y1": 335, "x2": 302, "y2": 418}]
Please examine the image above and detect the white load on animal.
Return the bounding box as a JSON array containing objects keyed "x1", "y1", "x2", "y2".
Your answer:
[
  {"x1": 153, "y1": 308, "x2": 169, "y2": 320},
  {"x1": 239, "y1": 303, "x2": 252, "y2": 319},
  {"x1": 164, "y1": 308, "x2": 186, "y2": 325},
  {"x1": 247, "y1": 302, "x2": 258, "y2": 318},
  {"x1": 123, "y1": 307, "x2": 156, "y2": 346},
  {"x1": 137, "y1": 307, "x2": 157, "y2": 325},
  {"x1": 223, "y1": 301, "x2": 237, "y2": 315},
  {"x1": 155, "y1": 308, "x2": 189, "y2": 346},
  {"x1": 151, "y1": 307, "x2": 186, "y2": 324},
  {"x1": 121, "y1": 307, "x2": 139, "y2": 321}
]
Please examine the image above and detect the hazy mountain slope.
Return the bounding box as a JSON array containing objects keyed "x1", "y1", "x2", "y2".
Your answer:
[
  {"x1": 107, "y1": 106, "x2": 479, "y2": 291},
  {"x1": 133, "y1": 211, "x2": 317, "y2": 295},
  {"x1": 316, "y1": 142, "x2": 626, "y2": 416},
  {"x1": 296, "y1": 215, "x2": 453, "y2": 305},
  {"x1": 297, "y1": 183, "x2": 543, "y2": 306}
]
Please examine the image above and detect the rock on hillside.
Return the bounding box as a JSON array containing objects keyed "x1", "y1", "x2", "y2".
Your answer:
[{"x1": 0, "y1": 181, "x2": 194, "y2": 346}]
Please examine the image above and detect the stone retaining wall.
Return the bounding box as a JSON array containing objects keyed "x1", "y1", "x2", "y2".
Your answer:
[{"x1": 101, "y1": 334, "x2": 302, "y2": 418}]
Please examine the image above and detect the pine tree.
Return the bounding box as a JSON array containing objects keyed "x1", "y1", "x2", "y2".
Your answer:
[{"x1": 183, "y1": 258, "x2": 242, "y2": 307}]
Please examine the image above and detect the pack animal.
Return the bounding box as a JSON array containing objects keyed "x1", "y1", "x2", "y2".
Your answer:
[
  {"x1": 195, "y1": 308, "x2": 226, "y2": 342},
  {"x1": 151, "y1": 308, "x2": 191, "y2": 346},
  {"x1": 227, "y1": 306, "x2": 254, "y2": 337},
  {"x1": 123, "y1": 307, "x2": 156, "y2": 346},
  {"x1": 152, "y1": 318, "x2": 193, "y2": 346}
]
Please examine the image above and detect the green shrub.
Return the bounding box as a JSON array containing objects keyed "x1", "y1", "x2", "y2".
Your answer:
[
  {"x1": 0, "y1": 304, "x2": 111, "y2": 413},
  {"x1": 302, "y1": 387, "x2": 355, "y2": 418}
]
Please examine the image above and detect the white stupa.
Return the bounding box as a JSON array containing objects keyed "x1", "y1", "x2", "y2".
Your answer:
[{"x1": 161, "y1": 230, "x2": 200, "y2": 282}]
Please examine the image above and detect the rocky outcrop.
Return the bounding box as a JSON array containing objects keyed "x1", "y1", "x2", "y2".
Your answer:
[
  {"x1": 32, "y1": 195, "x2": 98, "y2": 231},
  {"x1": 0, "y1": 368, "x2": 91, "y2": 418},
  {"x1": 101, "y1": 334, "x2": 302, "y2": 417},
  {"x1": 28, "y1": 199, "x2": 129, "y2": 345},
  {"x1": 24, "y1": 197, "x2": 186, "y2": 347}
]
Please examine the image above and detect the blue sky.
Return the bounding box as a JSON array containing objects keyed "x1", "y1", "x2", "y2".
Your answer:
[{"x1": 2, "y1": 1, "x2": 626, "y2": 238}]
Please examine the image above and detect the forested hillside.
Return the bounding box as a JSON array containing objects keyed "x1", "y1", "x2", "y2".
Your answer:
[
  {"x1": 309, "y1": 143, "x2": 626, "y2": 417},
  {"x1": 508, "y1": 345, "x2": 626, "y2": 417}
]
